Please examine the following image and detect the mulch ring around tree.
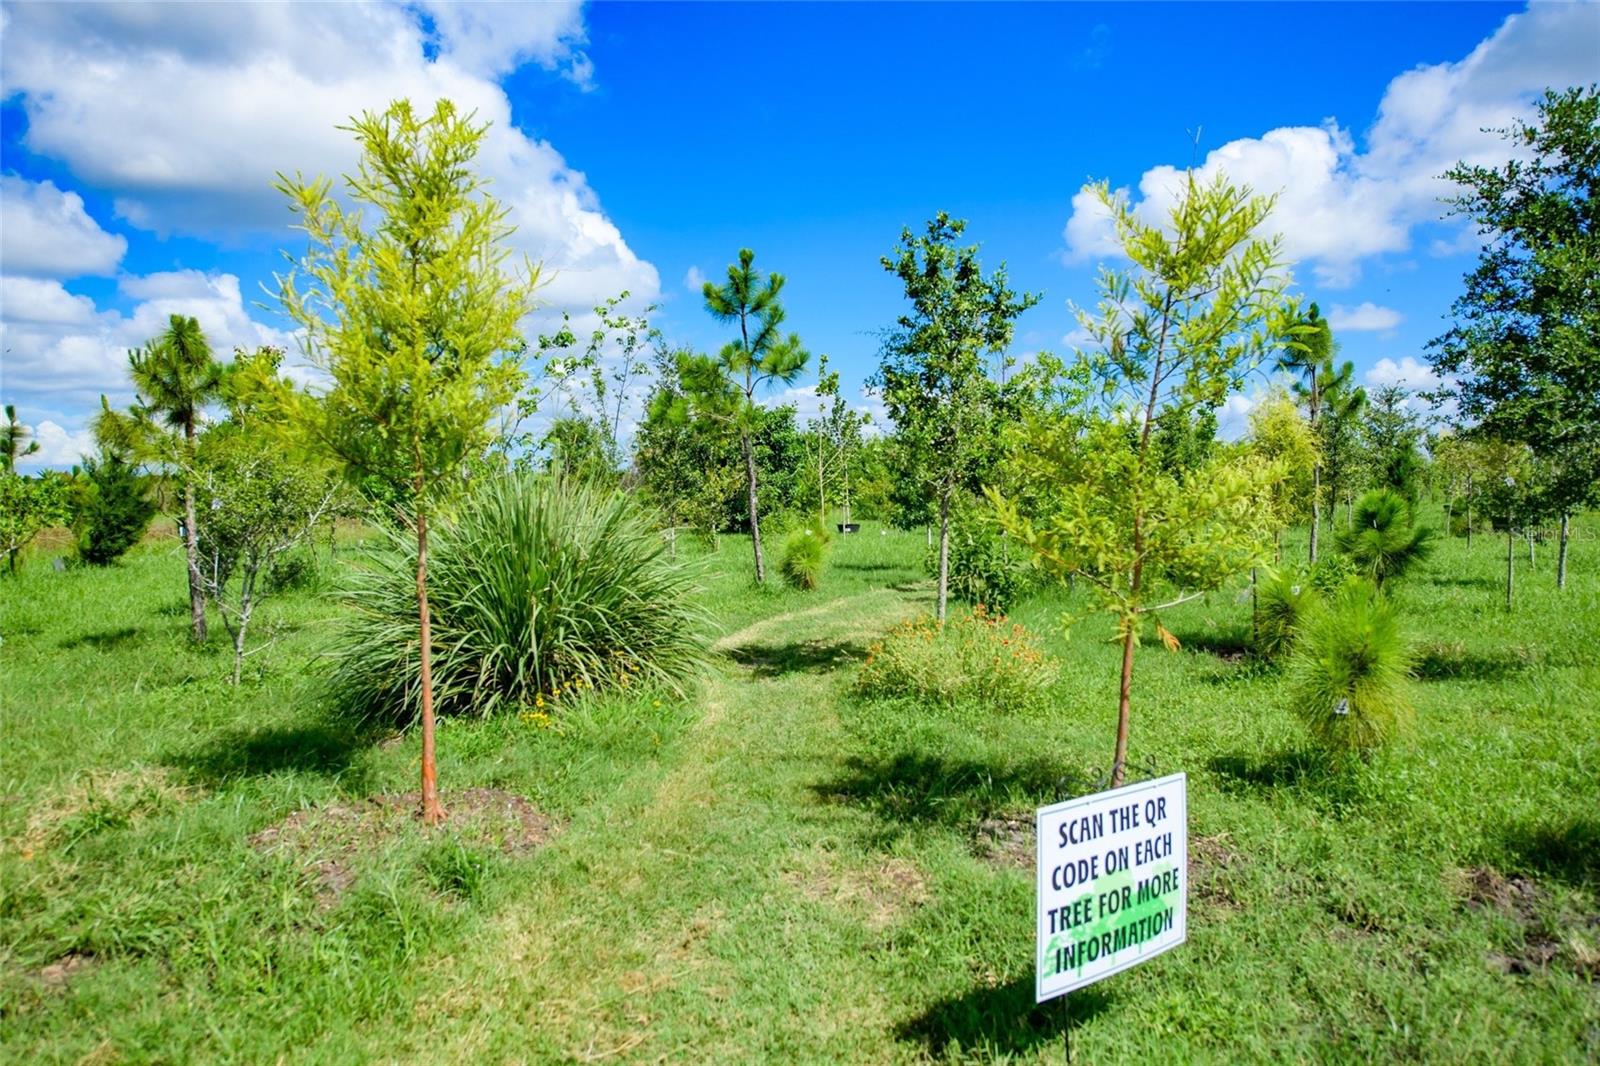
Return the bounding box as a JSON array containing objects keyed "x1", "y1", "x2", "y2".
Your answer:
[
  {"x1": 1456, "y1": 865, "x2": 1600, "y2": 979},
  {"x1": 249, "y1": 788, "x2": 560, "y2": 907}
]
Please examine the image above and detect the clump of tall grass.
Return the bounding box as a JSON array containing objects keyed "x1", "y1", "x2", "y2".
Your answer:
[
  {"x1": 780, "y1": 526, "x2": 829, "y2": 590},
  {"x1": 1287, "y1": 579, "x2": 1415, "y2": 757},
  {"x1": 329, "y1": 473, "x2": 708, "y2": 722},
  {"x1": 1336, "y1": 488, "x2": 1434, "y2": 587}
]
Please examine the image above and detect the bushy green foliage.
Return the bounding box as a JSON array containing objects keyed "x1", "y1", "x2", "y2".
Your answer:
[
  {"x1": 0, "y1": 471, "x2": 69, "y2": 574},
  {"x1": 1336, "y1": 488, "x2": 1435, "y2": 586},
  {"x1": 265, "y1": 548, "x2": 323, "y2": 593},
  {"x1": 1255, "y1": 568, "x2": 1318, "y2": 659},
  {"x1": 1288, "y1": 580, "x2": 1415, "y2": 756},
  {"x1": 855, "y1": 606, "x2": 1055, "y2": 711},
  {"x1": 74, "y1": 453, "x2": 156, "y2": 566},
  {"x1": 330, "y1": 473, "x2": 708, "y2": 722},
  {"x1": 923, "y1": 496, "x2": 1031, "y2": 611},
  {"x1": 779, "y1": 526, "x2": 829, "y2": 590}
]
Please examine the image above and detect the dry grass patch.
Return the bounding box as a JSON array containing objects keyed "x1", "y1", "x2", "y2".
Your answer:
[
  {"x1": 11, "y1": 766, "x2": 193, "y2": 856},
  {"x1": 784, "y1": 849, "x2": 930, "y2": 930}
]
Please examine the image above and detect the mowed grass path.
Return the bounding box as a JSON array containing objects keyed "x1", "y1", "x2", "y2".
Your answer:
[{"x1": 3, "y1": 521, "x2": 1598, "y2": 1062}]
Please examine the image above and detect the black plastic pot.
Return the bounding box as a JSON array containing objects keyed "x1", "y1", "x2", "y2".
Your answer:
[{"x1": 836, "y1": 523, "x2": 860, "y2": 534}]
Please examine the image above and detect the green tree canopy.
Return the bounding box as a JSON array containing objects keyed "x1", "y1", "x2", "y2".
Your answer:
[{"x1": 275, "y1": 97, "x2": 539, "y2": 823}]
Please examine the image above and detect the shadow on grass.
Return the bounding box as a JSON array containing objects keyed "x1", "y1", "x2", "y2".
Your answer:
[
  {"x1": 1500, "y1": 815, "x2": 1600, "y2": 890},
  {"x1": 835, "y1": 562, "x2": 907, "y2": 574},
  {"x1": 814, "y1": 751, "x2": 1089, "y2": 832},
  {"x1": 59, "y1": 626, "x2": 142, "y2": 651},
  {"x1": 169, "y1": 720, "x2": 383, "y2": 787},
  {"x1": 1209, "y1": 750, "x2": 1328, "y2": 790},
  {"x1": 724, "y1": 638, "x2": 867, "y2": 678},
  {"x1": 1414, "y1": 643, "x2": 1529, "y2": 682},
  {"x1": 897, "y1": 974, "x2": 1111, "y2": 1060},
  {"x1": 1429, "y1": 575, "x2": 1499, "y2": 590}
]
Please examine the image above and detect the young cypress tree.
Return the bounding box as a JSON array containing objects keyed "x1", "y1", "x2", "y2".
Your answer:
[{"x1": 75, "y1": 450, "x2": 156, "y2": 566}]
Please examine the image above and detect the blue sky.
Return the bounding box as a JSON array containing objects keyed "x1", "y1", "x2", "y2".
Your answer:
[{"x1": 2, "y1": 1, "x2": 1596, "y2": 467}]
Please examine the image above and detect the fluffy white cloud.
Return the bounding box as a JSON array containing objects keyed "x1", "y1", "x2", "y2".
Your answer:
[
  {"x1": 683, "y1": 266, "x2": 707, "y2": 292},
  {"x1": 1061, "y1": 3, "x2": 1600, "y2": 286},
  {"x1": 1364, "y1": 355, "x2": 1441, "y2": 393},
  {"x1": 0, "y1": 271, "x2": 291, "y2": 413},
  {"x1": 0, "y1": 176, "x2": 128, "y2": 278},
  {"x1": 13, "y1": 420, "x2": 95, "y2": 471},
  {"x1": 1216, "y1": 389, "x2": 1261, "y2": 442},
  {"x1": 0, "y1": 1, "x2": 655, "y2": 306},
  {"x1": 1327, "y1": 302, "x2": 1403, "y2": 333}
]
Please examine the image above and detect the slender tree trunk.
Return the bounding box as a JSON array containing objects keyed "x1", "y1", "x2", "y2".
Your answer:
[
  {"x1": 935, "y1": 488, "x2": 952, "y2": 625},
  {"x1": 1527, "y1": 529, "x2": 1535, "y2": 568},
  {"x1": 183, "y1": 422, "x2": 207, "y2": 643},
  {"x1": 231, "y1": 575, "x2": 254, "y2": 687},
  {"x1": 741, "y1": 432, "x2": 765, "y2": 583},
  {"x1": 1505, "y1": 524, "x2": 1514, "y2": 613},
  {"x1": 1466, "y1": 478, "x2": 1473, "y2": 549},
  {"x1": 843, "y1": 463, "x2": 851, "y2": 529},
  {"x1": 416, "y1": 497, "x2": 443, "y2": 824},
  {"x1": 1309, "y1": 464, "x2": 1320, "y2": 564},
  {"x1": 1558, "y1": 513, "x2": 1570, "y2": 591},
  {"x1": 1250, "y1": 566, "x2": 1258, "y2": 647}
]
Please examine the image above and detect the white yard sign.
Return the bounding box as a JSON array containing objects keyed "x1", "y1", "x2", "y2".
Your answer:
[{"x1": 1035, "y1": 772, "x2": 1187, "y2": 1002}]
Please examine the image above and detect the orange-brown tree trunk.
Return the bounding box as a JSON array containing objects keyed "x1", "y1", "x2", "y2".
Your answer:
[
  {"x1": 1113, "y1": 616, "x2": 1135, "y2": 790},
  {"x1": 416, "y1": 501, "x2": 443, "y2": 824}
]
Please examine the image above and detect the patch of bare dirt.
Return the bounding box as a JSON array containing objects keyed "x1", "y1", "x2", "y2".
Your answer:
[
  {"x1": 1189, "y1": 833, "x2": 1241, "y2": 910},
  {"x1": 35, "y1": 952, "x2": 95, "y2": 988},
  {"x1": 785, "y1": 851, "x2": 929, "y2": 930},
  {"x1": 972, "y1": 812, "x2": 1032, "y2": 870},
  {"x1": 1456, "y1": 865, "x2": 1599, "y2": 979},
  {"x1": 250, "y1": 788, "x2": 559, "y2": 906}
]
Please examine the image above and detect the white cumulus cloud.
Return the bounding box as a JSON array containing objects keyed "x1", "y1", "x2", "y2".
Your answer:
[
  {"x1": 0, "y1": 1, "x2": 656, "y2": 307},
  {"x1": 1060, "y1": 3, "x2": 1600, "y2": 286},
  {"x1": 1327, "y1": 302, "x2": 1403, "y2": 333},
  {"x1": 1364, "y1": 356, "x2": 1442, "y2": 393},
  {"x1": 0, "y1": 176, "x2": 128, "y2": 278}
]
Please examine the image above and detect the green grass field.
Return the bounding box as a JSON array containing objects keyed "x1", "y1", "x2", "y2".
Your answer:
[{"x1": 2, "y1": 519, "x2": 1597, "y2": 1063}]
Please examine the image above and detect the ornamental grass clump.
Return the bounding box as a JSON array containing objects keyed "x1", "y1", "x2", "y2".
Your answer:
[
  {"x1": 855, "y1": 605, "x2": 1055, "y2": 711},
  {"x1": 779, "y1": 526, "x2": 829, "y2": 590},
  {"x1": 330, "y1": 473, "x2": 707, "y2": 722},
  {"x1": 1287, "y1": 579, "x2": 1415, "y2": 757}
]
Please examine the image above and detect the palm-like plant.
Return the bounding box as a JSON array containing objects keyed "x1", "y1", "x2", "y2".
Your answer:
[
  {"x1": 96, "y1": 314, "x2": 223, "y2": 641},
  {"x1": 1336, "y1": 488, "x2": 1434, "y2": 587},
  {"x1": 2, "y1": 405, "x2": 41, "y2": 472}
]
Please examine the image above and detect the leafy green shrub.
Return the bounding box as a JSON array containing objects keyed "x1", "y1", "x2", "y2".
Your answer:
[
  {"x1": 74, "y1": 452, "x2": 155, "y2": 566},
  {"x1": 923, "y1": 497, "x2": 1032, "y2": 611},
  {"x1": 1255, "y1": 568, "x2": 1318, "y2": 659},
  {"x1": 779, "y1": 526, "x2": 829, "y2": 589},
  {"x1": 1308, "y1": 551, "x2": 1358, "y2": 593},
  {"x1": 1287, "y1": 580, "x2": 1415, "y2": 756},
  {"x1": 855, "y1": 606, "x2": 1056, "y2": 711},
  {"x1": 329, "y1": 473, "x2": 707, "y2": 722},
  {"x1": 266, "y1": 548, "x2": 323, "y2": 593},
  {"x1": 1336, "y1": 488, "x2": 1434, "y2": 587}
]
